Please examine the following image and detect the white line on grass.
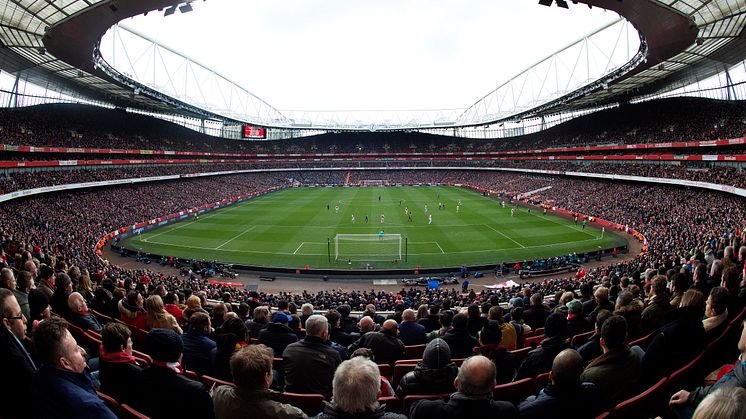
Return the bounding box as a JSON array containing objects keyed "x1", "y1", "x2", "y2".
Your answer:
[
  {"x1": 293, "y1": 243, "x2": 304, "y2": 255},
  {"x1": 435, "y1": 242, "x2": 445, "y2": 254},
  {"x1": 216, "y1": 225, "x2": 257, "y2": 250},
  {"x1": 484, "y1": 224, "x2": 525, "y2": 248}
]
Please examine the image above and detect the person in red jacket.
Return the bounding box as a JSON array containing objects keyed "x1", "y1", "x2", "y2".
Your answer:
[
  {"x1": 118, "y1": 290, "x2": 147, "y2": 330},
  {"x1": 163, "y1": 292, "x2": 186, "y2": 325}
]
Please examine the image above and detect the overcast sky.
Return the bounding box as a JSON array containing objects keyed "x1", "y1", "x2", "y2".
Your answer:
[{"x1": 123, "y1": 0, "x2": 619, "y2": 112}]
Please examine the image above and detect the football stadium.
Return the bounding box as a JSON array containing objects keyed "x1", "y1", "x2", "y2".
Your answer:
[{"x1": 0, "y1": 0, "x2": 745, "y2": 418}]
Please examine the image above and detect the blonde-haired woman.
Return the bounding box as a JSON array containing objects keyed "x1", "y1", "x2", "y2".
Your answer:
[{"x1": 144, "y1": 294, "x2": 183, "y2": 334}]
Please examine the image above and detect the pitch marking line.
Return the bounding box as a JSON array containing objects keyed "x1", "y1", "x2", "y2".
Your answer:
[
  {"x1": 435, "y1": 242, "x2": 445, "y2": 254},
  {"x1": 484, "y1": 224, "x2": 525, "y2": 248},
  {"x1": 216, "y1": 225, "x2": 257, "y2": 250},
  {"x1": 408, "y1": 241, "x2": 446, "y2": 254}
]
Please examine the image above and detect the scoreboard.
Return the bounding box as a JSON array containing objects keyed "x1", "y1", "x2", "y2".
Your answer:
[{"x1": 241, "y1": 125, "x2": 267, "y2": 139}]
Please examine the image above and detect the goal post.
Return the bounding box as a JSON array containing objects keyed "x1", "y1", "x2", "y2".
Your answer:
[{"x1": 334, "y1": 233, "x2": 402, "y2": 262}]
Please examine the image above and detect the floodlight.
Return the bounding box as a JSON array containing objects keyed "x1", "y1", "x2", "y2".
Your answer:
[
  {"x1": 179, "y1": 2, "x2": 193, "y2": 13},
  {"x1": 538, "y1": 0, "x2": 553, "y2": 6},
  {"x1": 163, "y1": 5, "x2": 177, "y2": 16},
  {"x1": 556, "y1": 0, "x2": 569, "y2": 8}
]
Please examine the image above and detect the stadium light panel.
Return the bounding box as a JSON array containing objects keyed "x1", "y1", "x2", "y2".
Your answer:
[
  {"x1": 556, "y1": 0, "x2": 569, "y2": 8},
  {"x1": 538, "y1": 0, "x2": 553, "y2": 6},
  {"x1": 179, "y1": 3, "x2": 193, "y2": 13},
  {"x1": 164, "y1": 6, "x2": 177, "y2": 16}
]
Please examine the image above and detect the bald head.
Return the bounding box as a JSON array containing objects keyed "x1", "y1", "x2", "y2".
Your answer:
[
  {"x1": 402, "y1": 309, "x2": 416, "y2": 322},
  {"x1": 67, "y1": 292, "x2": 87, "y2": 314},
  {"x1": 382, "y1": 319, "x2": 398, "y2": 333},
  {"x1": 456, "y1": 355, "x2": 495, "y2": 397},
  {"x1": 551, "y1": 349, "x2": 584, "y2": 387},
  {"x1": 359, "y1": 316, "x2": 375, "y2": 333}
]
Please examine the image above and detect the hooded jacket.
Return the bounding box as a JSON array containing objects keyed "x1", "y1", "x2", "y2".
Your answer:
[
  {"x1": 397, "y1": 338, "x2": 458, "y2": 397},
  {"x1": 118, "y1": 299, "x2": 148, "y2": 330}
]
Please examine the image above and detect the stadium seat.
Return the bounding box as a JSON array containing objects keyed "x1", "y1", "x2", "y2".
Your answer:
[
  {"x1": 272, "y1": 357, "x2": 284, "y2": 372},
  {"x1": 200, "y1": 375, "x2": 235, "y2": 391},
  {"x1": 493, "y1": 377, "x2": 534, "y2": 404},
  {"x1": 532, "y1": 372, "x2": 551, "y2": 395},
  {"x1": 271, "y1": 392, "x2": 325, "y2": 416},
  {"x1": 183, "y1": 370, "x2": 200, "y2": 381},
  {"x1": 604, "y1": 377, "x2": 668, "y2": 419},
  {"x1": 404, "y1": 344, "x2": 426, "y2": 359},
  {"x1": 377, "y1": 396, "x2": 402, "y2": 413},
  {"x1": 509, "y1": 347, "x2": 532, "y2": 364},
  {"x1": 395, "y1": 358, "x2": 421, "y2": 365},
  {"x1": 628, "y1": 331, "x2": 655, "y2": 350},
  {"x1": 571, "y1": 330, "x2": 594, "y2": 347},
  {"x1": 132, "y1": 349, "x2": 153, "y2": 365},
  {"x1": 665, "y1": 351, "x2": 706, "y2": 395},
  {"x1": 96, "y1": 391, "x2": 121, "y2": 415},
  {"x1": 91, "y1": 310, "x2": 114, "y2": 324},
  {"x1": 393, "y1": 363, "x2": 417, "y2": 387},
  {"x1": 523, "y1": 334, "x2": 544, "y2": 348},
  {"x1": 378, "y1": 364, "x2": 392, "y2": 381},
  {"x1": 120, "y1": 404, "x2": 150, "y2": 419},
  {"x1": 533, "y1": 327, "x2": 544, "y2": 336},
  {"x1": 403, "y1": 393, "x2": 452, "y2": 416},
  {"x1": 452, "y1": 358, "x2": 467, "y2": 365}
]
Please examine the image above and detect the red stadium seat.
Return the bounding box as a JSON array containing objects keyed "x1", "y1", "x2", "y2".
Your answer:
[
  {"x1": 271, "y1": 392, "x2": 325, "y2": 416},
  {"x1": 183, "y1": 370, "x2": 200, "y2": 381},
  {"x1": 395, "y1": 358, "x2": 421, "y2": 365},
  {"x1": 532, "y1": 372, "x2": 551, "y2": 395},
  {"x1": 120, "y1": 404, "x2": 150, "y2": 419},
  {"x1": 200, "y1": 375, "x2": 235, "y2": 391},
  {"x1": 628, "y1": 331, "x2": 654, "y2": 350},
  {"x1": 533, "y1": 327, "x2": 544, "y2": 336},
  {"x1": 377, "y1": 396, "x2": 402, "y2": 413},
  {"x1": 571, "y1": 330, "x2": 594, "y2": 347},
  {"x1": 393, "y1": 363, "x2": 417, "y2": 387},
  {"x1": 378, "y1": 364, "x2": 392, "y2": 381},
  {"x1": 509, "y1": 346, "x2": 532, "y2": 364},
  {"x1": 272, "y1": 357, "x2": 284, "y2": 372},
  {"x1": 665, "y1": 351, "x2": 705, "y2": 395},
  {"x1": 91, "y1": 309, "x2": 114, "y2": 324},
  {"x1": 96, "y1": 391, "x2": 121, "y2": 415},
  {"x1": 493, "y1": 377, "x2": 534, "y2": 404},
  {"x1": 404, "y1": 344, "x2": 426, "y2": 359},
  {"x1": 523, "y1": 334, "x2": 544, "y2": 349},
  {"x1": 451, "y1": 358, "x2": 467, "y2": 365},
  {"x1": 403, "y1": 393, "x2": 451, "y2": 416},
  {"x1": 605, "y1": 378, "x2": 668, "y2": 419},
  {"x1": 132, "y1": 349, "x2": 152, "y2": 365}
]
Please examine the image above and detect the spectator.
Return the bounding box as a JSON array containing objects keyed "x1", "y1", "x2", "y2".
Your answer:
[
  {"x1": 577, "y1": 309, "x2": 612, "y2": 362},
  {"x1": 641, "y1": 276, "x2": 671, "y2": 334},
  {"x1": 613, "y1": 290, "x2": 644, "y2": 341},
  {"x1": 37, "y1": 264, "x2": 55, "y2": 301},
  {"x1": 144, "y1": 294, "x2": 182, "y2": 334},
  {"x1": 0, "y1": 289, "x2": 35, "y2": 419},
  {"x1": 289, "y1": 314, "x2": 305, "y2": 339},
  {"x1": 28, "y1": 288, "x2": 51, "y2": 325},
  {"x1": 326, "y1": 309, "x2": 357, "y2": 347},
  {"x1": 350, "y1": 319, "x2": 405, "y2": 366},
  {"x1": 417, "y1": 305, "x2": 441, "y2": 333},
  {"x1": 516, "y1": 312, "x2": 572, "y2": 379},
  {"x1": 315, "y1": 356, "x2": 406, "y2": 419},
  {"x1": 67, "y1": 292, "x2": 102, "y2": 333},
  {"x1": 399, "y1": 308, "x2": 427, "y2": 345},
  {"x1": 182, "y1": 311, "x2": 216, "y2": 376},
  {"x1": 300, "y1": 303, "x2": 314, "y2": 327},
  {"x1": 518, "y1": 349, "x2": 601, "y2": 419},
  {"x1": 258, "y1": 312, "x2": 299, "y2": 357},
  {"x1": 523, "y1": 293, "x2": 551, "y2": 330},
  {"x1": 119, "y1": 290, "x2": 148, "y2": 331},
  {"x1": 409, "y1": 355, "x2": 517, "y2": 418},
  {"x1": 212, "y1": 344, "x2": 306, "y2": 419},
  {"x1": 586, "y1": 287, "x2": 614, "y2": 324},
  {"x1": 426, "y1": 309, "x2": 454, "y2": 342},
  {"x1": 487, "y1": 306, "x2": 517, "y2": 351},
  {"x1": 642, "y1": 289, "x2": 707, "y2": 384},
  {"x1": 466, "y1": 304, "x2": 485, "y2": 337},
  {"x1": 98, "y1": 322, "x2": 143, "y2": 405},
  {"x1": 473, "y1": 320, "x2": 516, "y2": 384},
  {"x1": 396, "y1": 338, "x2": 458, "y2": 397},
  {"x1": 50, "y1": 273, "x2": 73, "y2": 319},
  {"x1": 350, "y1": 347, "x2": 395, "y2": 397},
  {"x1": 283, "y1": 314, "x2": 341, "y2": 398},
  {"x1": 135, "y1": 328, "x2": 214, "y2": 418},
  {"x1": 580, "y1": 315, "x2": 641, "y2": 408},
  {"x1": 13, "y1": 270, "x2": 32, "y2": 329},
  {"x1": 703, "y1": 287, "x2": 729, "y2": 336},
  {"x1": 691, "y1": 386, "x2": 746, "y2": 419},
  {"x1": 337, "y1": 304, "x2": 359, "y2": 335},
  {"x1": 212, "y1": 317, "x2": 249, "y2": 381},
  {"x1": 442, "y1": 313, "x2": 479, "y2": 359},
  {"x1": 360, "y1": 304, "x2": 385, "y2": 326},
  {"x1": 565, "y1": 300, "x2": 592, "y2": 339},
  {"x1": 246, "y1": 306, "x2": 269, "y2": 340},
  {"x1": 31, "y1": 317, "x2": 116, "y2": 418},
  {"x1": 164, "y1": 292, "x2": 186, "y2": 325},
  {"x1": 182, "y1": 295, "x2": 203, "y2": 321}
]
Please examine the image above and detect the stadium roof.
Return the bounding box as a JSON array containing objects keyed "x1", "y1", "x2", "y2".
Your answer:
[{"x1": 0, "y1": 0, "x2": 744, "y2": 130}]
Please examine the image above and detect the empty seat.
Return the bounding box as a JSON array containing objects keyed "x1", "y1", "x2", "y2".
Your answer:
[{"x1": 404, "y1": 344, "x2": 426, "y2": 359}]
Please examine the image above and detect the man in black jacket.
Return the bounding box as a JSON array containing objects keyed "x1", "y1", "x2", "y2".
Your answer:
[
  {"x1": 282, "y1": 314, "x2": 342, "y2": 398},
  {"x1": 442, "y1": 313, "x2": 478, "y2": 359},
  {"x1": 68, "y1": 292, "x2": 103, "y2": 333},
  {"x1": 397, "y1": 338, "x2": 458, "y2": 397},
  {"x1": 258, "y1": 312, "x2": 298, "y2": 357},
  {"x1": 134, "y1": 329, "x2": 214, "y2": 419},
  {"x1": 349, "y1": 319, "x2": 405, "y2": 366},
  {"x1": 0, "y1": 289, "x2": 36, "y2": 419},
  {"x1": 409, "y1": 355, "x2": 517, "y2": 419},
  {"x1": 523, "y1": 293, "x2": 552, "y2": 331},
  {"x1": 516, "y1": 312, "x2": 572, "y2": 380}
]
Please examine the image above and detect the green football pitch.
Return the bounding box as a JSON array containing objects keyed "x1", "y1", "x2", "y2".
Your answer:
[{"x1": 123, "y1": 186, "x2": 627, "y2": 270}]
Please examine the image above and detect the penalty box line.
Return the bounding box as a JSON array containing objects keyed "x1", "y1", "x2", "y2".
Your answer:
[{"x1": 293, "y1": 241, "x2": 328, "y2": 255}]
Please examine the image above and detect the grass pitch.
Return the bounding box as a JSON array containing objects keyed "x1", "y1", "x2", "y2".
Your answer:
[{"x1": 123, "y1": 186, "x2": 627, "y2": 270}]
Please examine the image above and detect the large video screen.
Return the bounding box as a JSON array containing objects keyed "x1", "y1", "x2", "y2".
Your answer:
[{"x1": 242, "y1": 125, "x2": 267, "y2": 139}]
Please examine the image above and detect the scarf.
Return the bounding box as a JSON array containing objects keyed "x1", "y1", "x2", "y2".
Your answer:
[
  {"x1": 99, "y1": 345, "x2": 138, "y2": 364},
  {"x1": 152, "y1": 360, "x2": 184, "y2": 374}
]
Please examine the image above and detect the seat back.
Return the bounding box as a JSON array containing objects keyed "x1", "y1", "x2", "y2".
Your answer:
[
  {"x1": 571, "y1": 330, "x2": 594, "y2": 347},
  {"x1": 404, "y1": 344, "x2": 426, "y2": 359},
  {"x1": 533, "y1": 327, "x2": 545, "y2": 336},
  {"x1": 523, "y1": 334, "x2": 544, "y2": 349},
  {"x1": 378, "y1": 364, "x2": 392, "y2": 381},
  {"x1": 627, "y1": 331, "x2": 654, "y2": 351},
  {"x1": 377, "y1": 396, "x2": 402, "y2": 413},
  {"x1": 509, "y1": 346, "x2": 532, "y2": 364},
  {"x1": 532, "y1": 372, "x2": 551, "y2": 395},
  {"x1": 666, "y1": 351, "x2": 705, "y2": 395},
  {"x1": 200, "y1": 375, "x2": 235, "y2": 392},
  {"x1": 91, "y1": 309, "x2": 114, "y2": 324},
  {"x1": 493, "y1": 377, "x2": 534, "y2": 404},
  {"x1": 132, "y1": 349, "x2": 153, "y2": 366},
  {"x1": 96, "y1": 391, "x2": 121, "y2": 415},
  {"x1": 607, "y1": 378, "x2": 668, "y2": 419},
  {"x1": 403, "y1": 393, "x2": 451, "y2": 416},
  {"x1": 120, "y1": 404, "x2": 150, "y2": 419},
  {"x1": 272, "y1": 392, "x2": 325, "y2": 416},
  {"x1": 393, "y1": 363, "x2": 418, "y2": 387}
]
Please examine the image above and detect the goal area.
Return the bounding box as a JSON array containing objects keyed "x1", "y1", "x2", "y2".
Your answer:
[{"x1": 334, "y1": 233, "x2": 402, "y2": 262}]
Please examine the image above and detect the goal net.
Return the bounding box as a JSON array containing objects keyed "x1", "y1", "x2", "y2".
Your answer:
[{"x1": 334, "y1": 233, "x2": 402, "y2": 262}]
